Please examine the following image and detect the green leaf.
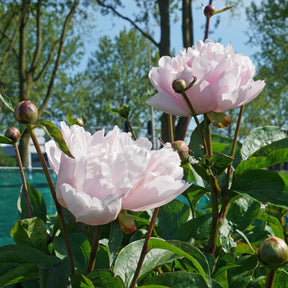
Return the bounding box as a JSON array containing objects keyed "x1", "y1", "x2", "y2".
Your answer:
[
  {"x1": 66, "y1": 111, "x2": 87, "y2": 127},
  {"x1": 235, "y1": 148, "x2": 288, "y2": 176},
  {"x1": 227, "y1": 255, "x2": 258, "y2": 288},
  {"x1": 38, "y1": 256, "x2": 71, "y2": 288},
  {"x1": 37, "y1": 121, "x2": 74, "y2": 158},
  {"x1": 208, "y1": 153, "x2": 233, "y2": 176},
  {"x1": 138, "y1": 286, "x2": 170, "y2": 288},
  {"x1": 141, "y1": 271, "x2": 224, "y2": 288},
  {"x1": 113, "y1": 238, "x2": 183, "y2": 288},
  {"x1": 0, "y1": 263, "x2": 38, "y2": 287},
  {"x1": 10, "y1": 217, "x2": 48, "y2": 253},
  {"x1": 206, "y1": 111, "x2": 230, "y2": 128},
  {"x1": 0, "y1": 244, "x2": 69, "y2": 286},
  {"x1": 70, "y1": 274, "x2": 95, "y2": 287},
  {"x1": 108, "y1": 221, "x2": 123, "y2": 266},
  {"x1": 241, "y1": 126, "x2": 288, "y2": 160},
  {"x1": 106, "y1": 101, "x2": 130, "y2": 118},
  {"x1": 0, "y1": 91, "x2": 16, "y2": 112},
  {"x1": 189, "y1": 121, "x2": 205, "y2": 160},
  {"x1": 231, "y1": 169, "x2": 288, "y2": 209},
  {"x1": 0, "y1": 135, "x2": 13, "y2": 144},
  {"x1": 53, "y1": 232, "x2": 91, "y2": 274},
  {"x1": 17, "y1": 181, "x2": 47, "y2": 222},
  {"x1": 157, "y1": 199, "x2": 190, "y2": 239},
  {"x1": 88, "y1": 270, "x2": 125, "y2": 288},
  {"x1": 175, "y1": 213, "x2": 212, "y2": 243}
]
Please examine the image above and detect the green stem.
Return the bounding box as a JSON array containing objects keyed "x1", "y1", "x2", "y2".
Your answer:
[
  {"x1": 130, "y1": 207, "x2": 160, "y2": 288},
  {"x1": 220, "y1": 105, "x2": 245, "y2": 222},
  {"x1": 168, "y1": 114, "x2": 174, "y2": 142},
  {"x1": 126, "y1": 117, "x2": 137, "y2": 141},
  {"x1": 265, "y1": 269, "x2": 276, "y2": 288},
  {"x1": 27, "y1": 125, "x2": 75, "y2": 274},
  {"x1": 181, "y1": 91, "x2": 209, "y2": 157},
  {"x1": 87, "y1": 225, "x2": 102, "y2": 273},
  {"x1": 204, "y1": 114, "x2": 213, "y2": 158},
  {"x1": 13, "y1": 143, "x2": 32, "y2": 218}
]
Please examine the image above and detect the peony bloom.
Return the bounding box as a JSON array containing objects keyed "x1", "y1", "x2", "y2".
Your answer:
[
  {"x1": 45, "y1": 122, "x2": 190, "y2": 225},
  {"x1": 147, "y1": 39, "x2": 265, "y2": 116}
]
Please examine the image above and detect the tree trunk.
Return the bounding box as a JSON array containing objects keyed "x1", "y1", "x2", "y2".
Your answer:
[
  {"x1": 157, "y1": 0, "x2": 172, "y2": 144},
  {"x1": 175, "y1": 0, "x2": 194, "y2": 141}
]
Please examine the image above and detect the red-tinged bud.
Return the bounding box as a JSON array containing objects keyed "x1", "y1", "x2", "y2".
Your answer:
[
  {"x1": 118, "y1": 210, "x2": 137, "y2": 234},
  {"x1": 172, "y1": 140, "x2": 189, "y2": 164},
  {"x1": 204, "y1": 5, "x2": 215, "y2": 17},
  {"x1": 172, "y1": 79, "x2": 187, "y2": 93},
  {"x1": 14, "y1": 101, "x2": 38, "y2": 124},
  {"x1": 258, "y1": 237, "x2": 288, "y2": 269},
  {"x1": 5, "y1": 127, "x2": 21, "y2": 143},
  {"x1": 75, "y1": 118, "x2": 84, "y2": 127}
]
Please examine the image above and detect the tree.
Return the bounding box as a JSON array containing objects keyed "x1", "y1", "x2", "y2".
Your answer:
[
  {"x1": 0, "y1": 0, "x2": 80, "y2": 166},
  {"x1": 51, "y1": 28, "x2": 159, "y2": 137},
  {"x1": 242, "y1": 0, "x2": 288, "y2": 135}
]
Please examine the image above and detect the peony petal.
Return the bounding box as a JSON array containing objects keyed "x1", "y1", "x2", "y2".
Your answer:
[
  {"x1": 122, "y1": 176, "x2": 191, "y2": 211},
  {"x1": 45, "y1": 140, "x2": 61, "y2": 174},
  {"x1": 146, "y1": 92, "x2": 190, "y2": 116},
  {"x1": 60, "y1": 183, "x2": 122, "y2": 225},
  {"x1": 215, "y1": 80, "x2": 266, "y2": 112}
]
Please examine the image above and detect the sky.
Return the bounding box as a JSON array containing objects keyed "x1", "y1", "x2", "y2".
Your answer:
[{"x1": 80, "y1": 0, "x2": 261, "y2": 70}]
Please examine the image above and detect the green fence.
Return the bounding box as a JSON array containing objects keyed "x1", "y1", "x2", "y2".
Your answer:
[{"x1": 0, "y1": 167, "x2": 56, "y2": 246}]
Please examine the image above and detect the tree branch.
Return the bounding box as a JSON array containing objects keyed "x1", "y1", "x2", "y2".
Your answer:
[
  {"x1": 30, "y1": 0, "x2": 42, "y2": 73},
  {"x1": 38, "y1": 0, "x2": 79, "y2": 116},
  {"x1": 95, "y1": 0, "x2": 159, "y2": 48}
]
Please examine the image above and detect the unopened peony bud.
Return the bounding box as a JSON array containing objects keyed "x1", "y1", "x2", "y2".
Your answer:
[
  {"x1": 14, "y1": 101, "x2": 38, "y2": 124},
  {"x1": 5, "y1": 127, "x2": 21, "y2": 143},
  {"x1": 118, "y1": 210, "x2": 137, "y2": 234},
  {"x1": 75, "y1": 118, "x2": 84, "y2": 127},
  {"x1": 172, "y1": 140, "x2": 189, "y2": 164},
  {"x1": 258, "y1": 237, "x2": 288, "y2": 269},
  {"x1": 172, "y1": 79, "x2": 187, "y2": 93},
  {"x1": 204, "y1": 5, "x2": 215, "y2": 17}
]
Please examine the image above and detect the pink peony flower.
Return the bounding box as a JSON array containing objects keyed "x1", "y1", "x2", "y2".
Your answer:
[
  {"x1": 45, "y1": 122, "x2": 190, "y2": 225},
  {"x1": 147, "y1": 39, "x2": 265, "y2": 116}
]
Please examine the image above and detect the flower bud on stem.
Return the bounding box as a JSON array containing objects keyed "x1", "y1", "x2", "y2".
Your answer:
[{"x1": 27, "y1": 125, "x2": 75, "y2": 274}]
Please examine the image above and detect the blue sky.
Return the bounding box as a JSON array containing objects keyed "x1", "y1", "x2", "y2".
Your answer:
[{"x1": 81, "y1": 0, "x2": 261, "y2": 70}]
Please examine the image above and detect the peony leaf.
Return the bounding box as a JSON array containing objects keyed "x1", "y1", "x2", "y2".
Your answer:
[
  {"x1": 66, "y1": 111, "x2": 87, "y2": 127},
  {"x1": 106, "y1": 101, "x2": 130, "y2": 118},
  {"x1": 37, "y1": 121, "x2": 74, "y2": 158},
  {"x1": 206, "y1": 112, "x2": 230, "y2": 128},
  {"x1": 241, "y1": 126, "x2": 288, "y2": 160},
  {"x1": 10, "y1": 217, "x2": 48, "y2": 253},
  {"x1": 114, "y1": 238, "x2": 183, "y2": 288},
  {"x1": 17, "y1": 181, "x2": 47, "y2": 222},
  {"x1": 0, "y1": 135, "x2": 13, "y2": 145},
  {"x1": 231, "y1": 169, "x2": 288, "y2": 209},
  {"x1": 0, "y1": 244, "x2": 70, "y2": 287},
  {"x1": 0, "y1": 90, "x2": 16, "y2": 112},
  {"x1": 70, "y1": 274, "x2": 94, "y2": 287},
  {"x1": 88, "y1": 270, "x2": 125, "y2": 288}
]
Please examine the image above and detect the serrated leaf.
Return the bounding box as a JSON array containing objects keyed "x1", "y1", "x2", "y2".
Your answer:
[
  {"x1": 17, "y1": 181, "x2": 47, "y2": 222},
  {"x1": 0, "y1": 135, "x2": 13, "y2": 144},
  {"x1": 0, "y1": 91, "x2": 16, "y2": 112},
  {"x1": 37, "y1": 121, "x2": 74, "y2": 158}
]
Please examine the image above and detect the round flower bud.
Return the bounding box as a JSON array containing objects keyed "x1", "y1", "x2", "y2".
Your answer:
[
  {"x1": 258, "y1": 237, "x2": 288, "y2": 269},
  {"x1": 172, "y1": 79, "x2": 187, "y2": 93},
  {"x1": 5, "y1": 127, "x2": 21, "y2": 143},
  {"x1": 14, "y1": 101, "x2": 38, "y2": 124},
  {"x1": 204, "y1": 5, "x2": 215, "y2": 17},
  {"x1": 172, "y1": 140, "x2": 189, "y2": 164},
  {"x1": 75, "y1": 118, "x2": 84, "y2": 127}
]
